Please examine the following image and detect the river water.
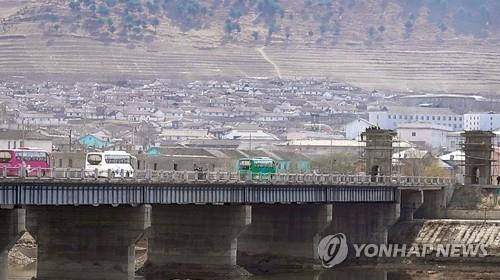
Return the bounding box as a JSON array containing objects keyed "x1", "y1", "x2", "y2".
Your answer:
[{"x1": 9, "y1": 267, "x2": 500, "y2": 280}]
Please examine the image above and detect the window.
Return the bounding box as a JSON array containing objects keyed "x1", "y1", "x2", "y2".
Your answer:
[
  {"x1": 437, "y1": 116, "x2": 440, "y2": 120},
  {"x1": 449, "y1": 117, "x2": 452, "y2": 121},
  {"x1": 105, "y1": 155, "x2": 130, "y2": 164},
  {"x1": 13, "y1": 141, "x2": 16, "y2": 149},
  {"x1": 412, "y1": 132, "x2": 416, "y2": 136},
  {"x1": 0, "y1": 151, "x2": 12, "y2": 163},
  {"x1": 7, "y1": 141, "x2": 10, "y2": 149},
  {"x1": 153, "y1": 163, "x2": 158, "y2": 170},
  {"x1": 388, "y1": 115, "x2": 391, "y2": 119},
  {"x1": 427, "y1": 116, "x2": 430, "y2": 120},
  {"x1": 68, "y1": 159, "x2": 73, "y2": 168},
  {"x1": 87, "y1": 154, "x2": 102, "y2": 165},
  {"x1": 432, "y1": 116, "x2": 435, "y2": 120},
  {"x1": 58, "y1": 159, "x2": 63, "y2": 168}
]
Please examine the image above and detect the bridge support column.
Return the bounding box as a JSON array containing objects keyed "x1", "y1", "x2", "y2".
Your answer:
[
  {"x1": 327, "y1": 203, "x2": 399, "y2": 245},
  {"x1": 0, "y1": 208, "x2": 25, "y2": 280},
  {"x1": 238, "y1": 204, "x2": 332, "y2": 272},
  {"x1": 400, "y1": 190, "x2": 423, "y2": 221},
  {"x1": 415, "y1": 189, "x2": 447, "y2": 219},
  {"x1": 146, "y1": 205, "x2": 251, "y2": 279},
  {"x1": 26, "y1": 206, "x2": 148, "y2": 280}
]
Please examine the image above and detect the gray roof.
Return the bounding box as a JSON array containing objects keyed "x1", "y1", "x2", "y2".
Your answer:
[
  {"x1": 387, "y1": 106, "x2": 457, "y2": 115},
  {"x1": 0, "y1": 130, "x2": 53, "y2": 140}
]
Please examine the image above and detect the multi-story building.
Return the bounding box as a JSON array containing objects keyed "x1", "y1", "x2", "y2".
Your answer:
[
  {"x1": 397, "y1": 122, "x2": 452, "y2": 151},
  {"x1": 369, "y1": 106, "x2": 463, "y2": 131},
  {"x1": 464, "y1": 113, "x2": 500, "y2": 131}
]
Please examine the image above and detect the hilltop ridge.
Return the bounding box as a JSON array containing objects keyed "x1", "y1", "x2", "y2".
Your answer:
[{"x1": 0, "y1": 0, "x2": 499, "y2": 93}]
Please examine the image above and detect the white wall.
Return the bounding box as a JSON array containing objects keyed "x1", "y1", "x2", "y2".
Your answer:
[
  {"x1": 0, "y1": 139, "x2": 52, "y2": 151},
  {"x1": 464, "y1": 113, "x2": 500, "y2": 131},
  {"x1": 398, "y1": 128, "x2": 448, "y2": 149}
]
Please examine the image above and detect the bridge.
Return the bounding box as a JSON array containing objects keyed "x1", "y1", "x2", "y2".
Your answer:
[
  {"x1": 0, "y1": 169, "x2": 453, "y2": 280},
  {"x1": 0, "y1": 128, "x2": 462, "y2": 280}
]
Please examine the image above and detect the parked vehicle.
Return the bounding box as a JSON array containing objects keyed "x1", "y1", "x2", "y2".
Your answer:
[
  {"x1": 85, "y1": 151, "x2": 136, "y2": 178},
  {"x1": 0, "y1": 148, "x2": 50, "y2": 177},
  {"x1": 237, "y1": 157, "x2": 276, "y2": 180}
]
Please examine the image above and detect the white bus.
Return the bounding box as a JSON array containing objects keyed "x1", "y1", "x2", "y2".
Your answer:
[{"x1": 85, "y1": 151, "x2": 136, "y2": 178}]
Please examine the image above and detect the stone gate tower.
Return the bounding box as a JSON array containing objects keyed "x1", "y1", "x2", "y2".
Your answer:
[
  {"x1": 361, "y1": 127, "x2": 396, "y2": 177},
  {"x1": 461, "y1": 130, "x2": 495, "y2": 185}
]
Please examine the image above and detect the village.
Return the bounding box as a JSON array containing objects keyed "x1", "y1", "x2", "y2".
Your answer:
[{"x1": 2, "y1": 78, "x2": 500, "y2": 179}]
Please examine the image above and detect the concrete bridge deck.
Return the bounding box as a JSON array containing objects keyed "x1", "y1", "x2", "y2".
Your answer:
[{"x1": 0, "y1": 169, "x2": 454, "y2": 206}]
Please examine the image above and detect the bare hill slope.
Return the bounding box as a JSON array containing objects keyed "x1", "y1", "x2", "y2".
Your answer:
[{"x1": 0, "y1": 0, "x2": 499, "y2": 92}]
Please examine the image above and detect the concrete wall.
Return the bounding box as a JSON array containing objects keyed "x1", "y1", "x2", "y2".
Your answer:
[
  {"x1": 26, "y1": 206, "x2": 148, "y2": 280},
  {"x1": 326, "y1": 203, "x2": 400, "y2": 246},
  {"x1": 0, "y1": 209, "x2": 25, "y2": 280},
  {"x1": 147, "y1": 205, "x2": 251, "y2": 279},
  {"x1": 440, "y1": 209, "x2": 500, "y2": 220},
  {"x1": 239, "y1": 204, "x2": 332, "y2": 270}
]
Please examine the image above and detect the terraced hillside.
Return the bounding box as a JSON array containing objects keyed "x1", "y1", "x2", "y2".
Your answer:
[{"x1": 0, "y1": 0, "x2": 499, "y2": 92}]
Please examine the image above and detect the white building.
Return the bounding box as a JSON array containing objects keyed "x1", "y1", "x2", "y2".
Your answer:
[
  {"x1": 344, "y1": 118, "x2": 374, "y2": 140},
  {"x1": 397, "y1": 122, "x2": 452, "y2": 150},
  {"x1": 0, "y1": 130, "x2": 53, "y2": 151},
  {"x1": 369, "y1": 106, "x2": 462, "y2": 131},
  {"x1": 464, "y1": 113, "x2": 500, "y2": 131}
]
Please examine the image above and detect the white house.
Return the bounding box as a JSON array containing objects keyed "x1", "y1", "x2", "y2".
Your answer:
[
  {"x1": 369, "y1": 106, "x2": 462, "y2": 131},
  {"x1": 0, "y1": 130, "x2": 53, "y2": 151},
  {"x1": 160, "y1": 129, "x2": 209, "y2": 141},
  {"x1": 464, "y1": 112, "x2": 500, "y2": 131},
  {"x1": 397, "y1": 122, "x2": 452, "y2": 150},
  {"x1": 344, "y1": 118, "x2": 374, "y2": 140}
]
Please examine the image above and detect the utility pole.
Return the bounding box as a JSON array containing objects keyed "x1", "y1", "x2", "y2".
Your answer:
[
  {"x1": 69, "y1": 129, "x2": 72, "y2": 152},
  {"x1": 249, "y1": 132, "x2": 252, "y2": 151},
  {"x1": 21, "y1": 118, "x2": 25, "y2": 148}
]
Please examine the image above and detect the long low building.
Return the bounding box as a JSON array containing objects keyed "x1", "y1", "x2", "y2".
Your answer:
[{"x1": 275, "y1": 139, "x2": 414, "y2": 154}]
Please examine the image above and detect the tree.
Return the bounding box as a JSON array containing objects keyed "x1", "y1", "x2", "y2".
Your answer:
[
  {"x1": 150, "y1": 17, "x2": 160, "y2": 31},
  {"x1": 69, "y1": 1, "x2": 81, "y2": 13},
  {"x1": 439, "y1": 22, "x2": 447, "y2": 32},
  {"x1": 252, "y1": 31, "x2": 259, "y2": 40},
  {"x1": 97, "y1": 4, "x2": 110, "y2": 16},
  {"x1": 368, "y1": 26, "x2": 376, "y2": 38},
  {"x1": 404, "y1": 19, "x2": 413, "y2": 38},
  {"x1": 105, "y1": 0, "x2": 117, "y2": 7}
]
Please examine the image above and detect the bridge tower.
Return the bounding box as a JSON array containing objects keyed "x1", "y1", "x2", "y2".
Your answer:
[
  {"x1": 461, "y1": 130, "x2": 495, "y2": 185},
  {"x1": 361, "y1": 127, "x2": 396, "y2": 177}
]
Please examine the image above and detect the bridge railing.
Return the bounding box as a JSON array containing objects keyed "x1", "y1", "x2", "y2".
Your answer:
[{"x1": 0, "y1": 167, "x2": 455, "y2": 186}]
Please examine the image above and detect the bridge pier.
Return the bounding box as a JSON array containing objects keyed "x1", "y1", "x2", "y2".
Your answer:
[
  {"x1": 400, "y1": 190, "x2": 423, "y2": 221},
  {"x1": 26, "y1": 206, "x2": 148, "y2": 280},
  {"x1": 327, "y1": 203, "x2": 400, "y2": 245},
  {"x1": 0, "y1": 208, "x2": 25, "y2": 280},
  {"x1": 238, "y1": 204, "x2": 332, "y2": 272},
  {"x1": 146, "y1": 205, "x2": 251, "y2": 279}
]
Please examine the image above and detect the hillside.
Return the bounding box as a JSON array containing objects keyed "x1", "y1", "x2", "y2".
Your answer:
[{"x1": 0, "y1": 0, "x2": 499, "y2": 92}]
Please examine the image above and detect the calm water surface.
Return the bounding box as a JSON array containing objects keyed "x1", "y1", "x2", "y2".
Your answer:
[{"x1": 9, "y1": 267, "x2": 498, "y2": 280}]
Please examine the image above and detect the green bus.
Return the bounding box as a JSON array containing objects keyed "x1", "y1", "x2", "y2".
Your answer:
[{"x1": 237, "y1": 157, "x2": 276, "y2": 180}]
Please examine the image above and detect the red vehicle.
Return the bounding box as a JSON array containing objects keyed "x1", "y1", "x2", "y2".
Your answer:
[{"x1": 0, "y1": 148, "x2": 50, "y2": 177}]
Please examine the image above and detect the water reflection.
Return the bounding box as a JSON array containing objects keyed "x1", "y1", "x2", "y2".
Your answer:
[
  {"x1": 9, "y1": 268, "x2": 498, "y2": 280},
  {"x1": 248, "y1": 269, "x2": 387, "y2": 280}
]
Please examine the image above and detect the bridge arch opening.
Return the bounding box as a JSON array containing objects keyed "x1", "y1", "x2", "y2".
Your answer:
[
  {"x1": 471, "y1": 166, "x2": 480, "y2": 184},
  {"x1": 370, "y1": 165, "x2": 380, "y2": 182}
]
